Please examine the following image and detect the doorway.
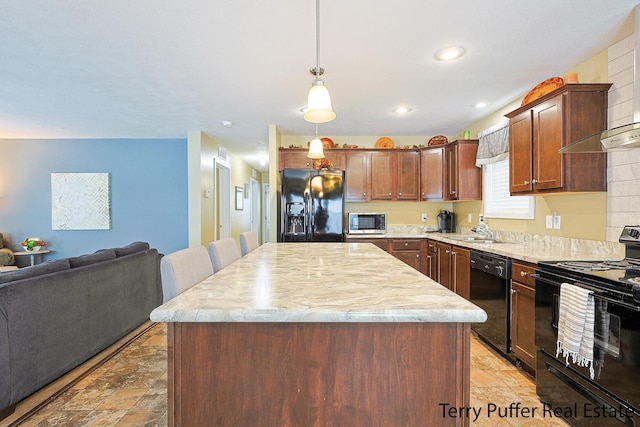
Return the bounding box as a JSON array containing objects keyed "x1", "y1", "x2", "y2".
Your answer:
[
  {"x1": 262, "y1": 183, "x2": 270, "y2": 243},
  {"x1": 250, "y1": 177, "x2": 260, "y2": 243},
  {"x1": 215, "y1": 159, "x2": 231, "y2": 240}
]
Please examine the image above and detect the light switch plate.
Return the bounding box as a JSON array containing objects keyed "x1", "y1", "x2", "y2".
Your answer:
[{"x1": 553, "y1": 215, "x2": 561, "y2": 229}]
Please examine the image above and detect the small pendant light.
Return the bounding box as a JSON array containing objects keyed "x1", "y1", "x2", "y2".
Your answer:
[
  {"x1": 304, "y1": 0, "x2": 335, "y2": 124},
  {"x1": 307, "y1": 124, "x2": 325, "y2": 159}
]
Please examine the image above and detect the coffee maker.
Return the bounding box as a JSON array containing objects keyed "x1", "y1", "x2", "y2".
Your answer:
[{"x1": 437, "y1": 210, "x2": 455, "y2": 233}]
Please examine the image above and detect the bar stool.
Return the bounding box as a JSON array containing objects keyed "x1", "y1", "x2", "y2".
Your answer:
[
  {"x1": 160, "y1": 246, "x2": 213, "y2": 303},
  {"x1": 207, "y1": 238, "x2": 241, "y2": 272},
  {"x1": 239, "y1": 231, "x2": 259, "y2": 256}
]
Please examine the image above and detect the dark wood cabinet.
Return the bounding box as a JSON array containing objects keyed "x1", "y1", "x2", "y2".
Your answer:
[
  {"x1": 344, "y1": 150, "x2": 371, "y2": 201},
  {"x1": 505, "y1": 83, "x2": 611, "y2": 195},
  {"x1": 424, "y1": 239, "x2": 437, "y2": 279},
  {"x1": 279, "y1": 148, "x2": 345, "y2": 170},
  {"x1": 451, "y1": 246, "x2": 470, "y2": 300},
  {"x1": 420, "y1": 140, "x2": 481, "y2": 201},
  {"x1": 390, "y1": 239, "x2": 422, "y2": 271},
  {"x1": 436, "y1": 242, "x2": 470, "y2": 297},
  {"x1": 345, "y1": 149, "x2": 419, "y2": 202},
  {"x1": 510, "y1": 261, "x2": 536, "y2": 371},
  {"x1": 420, "y1": 147, "x2": 444, "y2": 200},
  {"x1": 436, "y1": 242, "x2": 453, "y2": 291},
  {"x1": 345, "y1": 237, "x2": 389, "y2": 252}
]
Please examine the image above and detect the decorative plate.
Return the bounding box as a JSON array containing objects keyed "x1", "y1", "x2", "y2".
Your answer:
[
  {"x1": 521, "y1": 77, "x2": 565, "y2": 106},
  {"x1": 428, "y1": 135, "x2": 448, "y2": 146},
  {"x1": 375, "y1": 137, "x2": 394, "y2": 148},
  {"x1": 321, "y1": 137, "x2": 335, "y2": 149}
]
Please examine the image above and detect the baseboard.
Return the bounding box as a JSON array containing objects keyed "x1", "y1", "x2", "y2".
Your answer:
[{"x1": 0, "y1": 320, "x2": 158, "y2": 427}]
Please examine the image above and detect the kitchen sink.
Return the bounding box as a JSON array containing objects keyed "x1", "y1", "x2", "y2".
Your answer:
[{"x1": 448, "y1": 235, "x2": 511, "y2": 244}]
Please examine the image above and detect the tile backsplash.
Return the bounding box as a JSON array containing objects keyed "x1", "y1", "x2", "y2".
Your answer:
[{"x1": 607, "y1": 32, "x2": 640, "y2": 242}]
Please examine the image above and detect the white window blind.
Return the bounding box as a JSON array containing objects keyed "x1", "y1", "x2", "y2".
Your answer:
[{"x1": 483, "y1": 158, "x2": 534, "y2": 219}]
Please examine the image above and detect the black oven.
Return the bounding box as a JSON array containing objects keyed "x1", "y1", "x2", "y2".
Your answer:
[
  {"x1": 470, "y1": 250, "x2": 511, "y2": 357},
  {"x1": 534, "y1": 225, "x2": 640, "y2": 427}
]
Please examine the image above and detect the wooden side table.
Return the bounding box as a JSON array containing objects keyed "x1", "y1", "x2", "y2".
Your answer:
[{"x1": 14, "y1": 250, "x2": 50, "y2": 266}]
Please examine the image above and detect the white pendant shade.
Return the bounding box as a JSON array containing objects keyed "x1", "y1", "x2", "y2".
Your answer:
[
  {"x1": 307, "y1": 136, "x2": 325, "y2": 159},
  {"x1": 304, "y1": 80, "x2": 336, "y2": 123}
]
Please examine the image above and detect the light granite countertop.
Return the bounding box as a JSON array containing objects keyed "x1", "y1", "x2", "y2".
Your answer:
[
  {"x1": 346, "y1": 225, "x2": 625, "y2": 264},
  {"x1": 150, "y1": 242, "x2": 487, "y2": 324}
]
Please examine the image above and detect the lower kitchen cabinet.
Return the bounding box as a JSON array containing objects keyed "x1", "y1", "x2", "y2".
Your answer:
[
  {"x1": 510, "y1": 261, "x2": 536, "y2": 371},
  {"x1": 436, "y1": 243, "x2": 470, "y2": 297},
  {"x1": 390, "y1": 239, "x2": 422, "y2": 272},
  {"x1": 424, "y1": 239, "x2": 437, "y2": 279},
  {"x1": 345, "y1": 237, "x2": 389, "y2": 252}
]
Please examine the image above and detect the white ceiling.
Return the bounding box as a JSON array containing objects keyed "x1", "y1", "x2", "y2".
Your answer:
[{"x1": 0, "y1": 1, "x2": 637, "y2": 172}]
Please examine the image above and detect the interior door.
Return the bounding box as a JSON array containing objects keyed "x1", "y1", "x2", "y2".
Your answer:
[
  {"x1": 250, "y1": 177, "x2": 260, "y2": 243},
  {"x1": 216, "y1": 162, "x2": 231, "y2": 239}
]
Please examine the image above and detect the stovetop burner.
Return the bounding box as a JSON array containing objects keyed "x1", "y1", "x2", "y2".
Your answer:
[{"x1": 555, "y1": 259, "x2": 640, "y2": 272}]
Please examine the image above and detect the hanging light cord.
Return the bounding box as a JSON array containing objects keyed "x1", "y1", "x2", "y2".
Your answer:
[{"x1": 315, "y1": 0, "x2": 320, "y2": 79}]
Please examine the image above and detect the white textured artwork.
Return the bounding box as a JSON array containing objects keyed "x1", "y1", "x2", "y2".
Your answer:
[{"x1": 51, "y1": 173, "x2": 111, "y2": 230}]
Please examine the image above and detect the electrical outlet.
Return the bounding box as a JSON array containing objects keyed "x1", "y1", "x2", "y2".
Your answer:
[
  {"x1": 421, "y1": 213, "x2": 427, "y2": 222},
  {"x1": 467, "y1": 213, "x2": 472, "y2": 223},
  {"x1": 553, "y1": 215, "x2": 561, "y2": 229},
  {"x1": 546, "y1": 215, "x2": 553, "y2": 229}
]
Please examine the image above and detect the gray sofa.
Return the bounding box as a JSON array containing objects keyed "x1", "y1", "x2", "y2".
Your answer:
[{"x1": 0, "y1": 242, "x2": 162, "y2": 419}]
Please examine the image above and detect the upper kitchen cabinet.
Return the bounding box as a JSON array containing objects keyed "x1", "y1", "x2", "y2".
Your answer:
[
  {"x1": 419, "y1": 140, "x2": 481, "y2": 201},
  {"x1": 505, "y1": 83, "x2": 611, "y2": 195},
  {"x1": 344, "y1": 150, "x2": 371, "y2": 201},
  {"x1": 279, "y1": 148, "x2": 345, "y2": 170},
  {"x1": 345, "y1": 149, "x2": 420, "y2": 202},
  {"x1": 370, "y1": 150, "x2": 420, "y2": 201}
]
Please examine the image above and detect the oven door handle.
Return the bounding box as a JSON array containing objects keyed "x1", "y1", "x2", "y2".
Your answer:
[{"x1": 532, "y1": 274, "x2": 640, "y2": 312}]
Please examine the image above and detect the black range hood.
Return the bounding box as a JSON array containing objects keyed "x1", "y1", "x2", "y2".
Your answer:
[{"x1": 559, "y1": 122, "x2": 640, "y2": 153}]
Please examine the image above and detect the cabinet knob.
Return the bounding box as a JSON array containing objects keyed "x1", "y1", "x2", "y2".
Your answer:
[
  {"x1": 520, "y1": 271, "x2": 528, "y2": 277},
  {"x1": 398, "y1": 192, "x2": 402, "y2": 196},
  {"x1": 388, "y1": 192, "x2": 392, "y2": 196},
  {"x1": 445, "y1": 249, "x2": 450, "y2": 254},
  {"x1": 451, "y1": 190, "x2": 456, "y2": 194},
  {"x1": 532, "y1": 179, "x2": 538, "y2": 184},
  {"x1": 362, "y1": 192, "x2": 366, "y2": 196},
  {"x1": 404, "y1": 242, "x2": 408, "y2": 246},
  {"x1": 416, "y1": 254, "x2": 419, "y2": 258},
  {"x1": 511, "y1": 289, "x2": 517, "y2": 294},
  {"x1": 422, "y1": 192, "x2": 425, "y2": 196},
  {"x1": 523, "y1": 180, "x2": 529, "y2": 185}
]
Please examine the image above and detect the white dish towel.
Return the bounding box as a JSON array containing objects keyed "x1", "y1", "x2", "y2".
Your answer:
[{"x1": 556, "y1": 282, "x2": 595, "y2": 379}]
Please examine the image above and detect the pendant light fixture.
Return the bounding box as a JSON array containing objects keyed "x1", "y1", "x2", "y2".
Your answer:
[
  {"x1": 307, "y1": 124, "x2": 325, "y2": 159},
  {"x1": 304, "y1": 0, "x2": 335, "y2": 124}
]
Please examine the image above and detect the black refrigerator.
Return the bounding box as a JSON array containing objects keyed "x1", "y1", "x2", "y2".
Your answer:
[{"x1": 280, "y1": 169, "x2": 345, "y2": 242}]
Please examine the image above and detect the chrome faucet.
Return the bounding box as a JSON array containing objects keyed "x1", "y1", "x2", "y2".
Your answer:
[{"x1": 471, "y1": 215, "x2": 494, "y2": 239}]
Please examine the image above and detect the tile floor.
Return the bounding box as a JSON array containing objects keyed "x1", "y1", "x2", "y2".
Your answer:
[{"x1": 7, "y1": 323, "x2": 569, "y2": 426}]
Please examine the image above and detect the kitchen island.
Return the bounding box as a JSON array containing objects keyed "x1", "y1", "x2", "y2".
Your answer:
[{"x1": 150, "y1": 242, "x2": 486, "y2": 427}]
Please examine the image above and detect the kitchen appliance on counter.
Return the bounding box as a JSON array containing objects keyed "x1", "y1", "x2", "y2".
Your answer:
[
  {"x1": 347, "y1": 212, "x2": 386, "y2": 235},
  {"x1": 470, "y1": 250, "x2": 512, "y2": 357},
  {"x1": 535, "y1": 225, "x2": 640, "y2": 426},
  {"x1": 437, "y1": 210, "x2": 455, "y2": 233},
  {"x1": 280, "y1": 169, "x2": 345, "y2": 242}
]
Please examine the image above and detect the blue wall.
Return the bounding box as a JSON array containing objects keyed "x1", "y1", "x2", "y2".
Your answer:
[{"x1": 0, "y1": 138, "x2": 188, "y2": 264}]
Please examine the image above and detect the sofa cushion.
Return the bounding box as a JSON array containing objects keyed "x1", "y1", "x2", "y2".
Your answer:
[
  {"x1": 115, "y1": 242, "x2": 149, "y2": 257},
  {"x1": 0, "y1": 259, "x2": 71, "y2": 284},
  {"x1": 69, "y1": 249, "x2": 116, "y2": 268}
]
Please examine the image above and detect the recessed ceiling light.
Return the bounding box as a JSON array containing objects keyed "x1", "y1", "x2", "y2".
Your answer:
[
  {"x1": 259, "y1": 158, "x2": 267, "y2": 166},
  {"x1": 393, "y1": 106, "x2": 412, "y2": 114},
  {"x1": 435, "y1": 46, "x2": 465, "y2": 61},
  {"x1": 474, "y1": 102, "x2": 488, "y2": 109},
  {"x1": 222, "y1": 120, "x2": 233, "y2": 127}
]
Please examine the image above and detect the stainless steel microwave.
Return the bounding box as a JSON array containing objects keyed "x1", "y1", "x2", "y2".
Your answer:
[{"x1": 347, "y1": 213, "x2": 387, "y2": 234}]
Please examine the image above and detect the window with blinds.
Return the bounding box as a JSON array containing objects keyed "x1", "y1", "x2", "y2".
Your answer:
[{"x1": 482, "y1": 158, "x2": 534, "y2": 219}]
